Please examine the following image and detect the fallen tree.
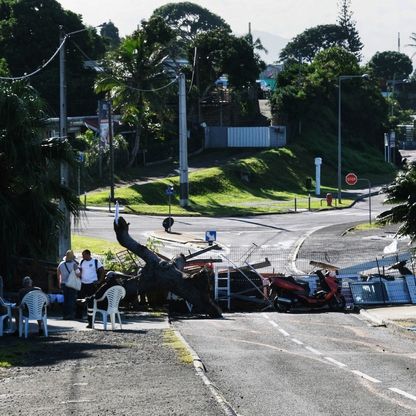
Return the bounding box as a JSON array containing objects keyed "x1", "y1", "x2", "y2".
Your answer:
[{"x1": 114, "y1": 217, "x2": 222, "y2": 318}]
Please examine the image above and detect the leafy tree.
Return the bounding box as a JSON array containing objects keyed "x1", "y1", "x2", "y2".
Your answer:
[
  {"x1": 193, "y1": 29, "x2": 264, "y2": 94},
  {"x1": 0, "y1": 80, "x2": 81, "y2": 274},
  {"x1": 378, "y1": 164, "x2": 416, "y2": 241},
  {"x1": 95, "y1": 16, "x2": 176, "y2": 167},
  {"x1": 100, "y1": 21, "x2": 121, "y2": 49},
  {"x1": 272, "y1": 47, "x2": 388, "y2": 148},
  {"x1": 279, "y1": 24, "x2": 352, "y2": 63},
  {"x1": 367, "y1": 51, "x2": 413, "y2": 87},
  {"x1": 0, "y1": 0, "x2": 106, "y2": 115},
  {"x1": 189, "y1": 28, "x2": 265, "y2": 124},
  {"x1": 337, "y1": 0, "x2": 363, "y2": 59},
  {"x1": 152, "y1": 1, "x2": 230, "y2": 49}
]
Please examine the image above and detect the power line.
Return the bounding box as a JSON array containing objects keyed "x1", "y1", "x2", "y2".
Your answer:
[
  {"x1": 70, "y1": 38, "x2": 180, "y2": 93},
  {"x1": 123, "y1": 76, "x2": 179, "y2": 92},
  {"x1": 0, "y1": 37, "x2": 67, "y2": 81}
]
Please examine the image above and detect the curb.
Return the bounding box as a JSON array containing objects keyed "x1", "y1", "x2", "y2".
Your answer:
[
  {"x1": 359, "y1": 309, "x2": 386, "y2": 326},
  {"x1": 172, "y1": 327, "x2": 238, "y2": 416},
  {"x1": 359, "y1": 309, "x2": 416, "y2": 336},
  {"x1": 151, "y1": 230, "x2": 206, "y2": 245}
]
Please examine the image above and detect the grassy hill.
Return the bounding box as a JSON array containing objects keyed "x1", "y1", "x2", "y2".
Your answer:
[{"x1": 85, "y1": 132, "x2": 396, "y2": 216}]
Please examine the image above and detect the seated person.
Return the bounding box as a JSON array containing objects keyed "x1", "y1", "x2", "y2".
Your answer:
[
  {"x1": 85, "y1": 272, "x2": 121, "y2": 329},
  {"x1": 12, "y1": 276, "x2": 44, "y2": 335}
]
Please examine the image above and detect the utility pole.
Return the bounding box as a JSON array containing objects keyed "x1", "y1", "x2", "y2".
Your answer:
[
  {"x1": 178, "y1": 73, "x2": 189, "y2": 207},
  {"x1": 108, "y1": 97, "x2": 115, "y2": 201},
  {"x1": 58, "y1": 23, "x2": 104, "y2": 258},
  {"x1": 58, "y1": 26, "x2": 70, "y2": 259}
]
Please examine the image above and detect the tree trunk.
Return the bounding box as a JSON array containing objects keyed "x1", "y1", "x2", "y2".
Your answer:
[
  {"x1": 127, "y1": 123, "x2": 142, "y2": 168},
  {"x1": 114, "y1": 217, "x2": 222, "y2": 318}
]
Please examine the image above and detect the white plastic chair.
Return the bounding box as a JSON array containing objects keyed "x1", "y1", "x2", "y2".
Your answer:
[
  {"x1": 0, "y1": 297, "x2": 10, "y2": 336},
  {"x1": 19, "y1": 291, "x2": 49, "y2": 338},
  {"x1": 92, "y1": 285, "x2": 126, "y2": 330},
  {"x1": 0, "y1": 309, "x2": 8, "y2": 336}
]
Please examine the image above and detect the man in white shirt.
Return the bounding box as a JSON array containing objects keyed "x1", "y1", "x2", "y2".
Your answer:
[{"x1": 76, "y1": 249, "x2": 105, "y2": 319}]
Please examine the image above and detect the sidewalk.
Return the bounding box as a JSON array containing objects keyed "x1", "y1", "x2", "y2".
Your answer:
[
  {"x1": 45, "y1": 311, "x2": 169, "y2": 333},
  {"x1": 360, "y1": 305, "x2": 416, "y2": 332},
  {"x1": 0, "y1": 312, "x2": 226, "y2": 416}
]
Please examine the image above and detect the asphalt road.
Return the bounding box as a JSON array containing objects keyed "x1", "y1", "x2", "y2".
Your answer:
[
  {"x1": 174, "y1": 311, "x2": 416, "y2": 415},
  {"x1": 73, "y1": 191, "x2": 416, "y2": 416},
  {"x1": 75, "y1": 191, "x2": 385, "y2": 259}
]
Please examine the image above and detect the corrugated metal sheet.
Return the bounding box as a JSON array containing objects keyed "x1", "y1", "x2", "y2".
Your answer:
[
  {"x1": 384, "y1": 279, "x2": 411, "y2": 303},
  {"x1": 227, "y1": 127, "x2": 270, "y2": 147},
  {"x1": 205, "y1": 126, "x2": 227, "y2": 148},
  {"x1": 204, "y1": 126, "x2": 287, "y2": 149},
  {"x1": 405, "y1": 275, "x2": 416, "y2": 303}
]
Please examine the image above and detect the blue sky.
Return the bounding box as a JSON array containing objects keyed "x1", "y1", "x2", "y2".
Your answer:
[{"x1": 58, "y1": 0, "x2": 415, "y2": 64}]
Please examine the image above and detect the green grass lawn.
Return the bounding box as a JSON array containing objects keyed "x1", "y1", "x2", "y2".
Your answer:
[
  {"x1": 84, "y1": 138, "x2": 395, "y2": 217},
  {"x1": 72, "y1": 234, "x2": 123, "y2": 255}
]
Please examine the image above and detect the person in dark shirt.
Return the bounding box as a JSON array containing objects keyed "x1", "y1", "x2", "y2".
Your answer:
[{"x1": 12, "y1": 276, "x2": 44, "y2": 335}]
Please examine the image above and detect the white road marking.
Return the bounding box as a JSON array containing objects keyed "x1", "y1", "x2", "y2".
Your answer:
[
  {"x1": 305, "y1": 346, "x2": 322, "y2": 355},
  {"x1": 61, "y1": 400, "x2": 93, "y2": 404},
  {"x1": 278, "y1": 328, "x2": 290, "y2": 337},
  {"x1": 291, "y1": 338, "x2": 304, "y2": 345},
  {"x1": 389, "y1": 388, "x2": 416, "y2": 402},
  {"x1": 324, "y1": 357, "x2": 347, "y2": 368},
  {"x1": 351, "y1": 370, "x2": 381, "y2": 383}
]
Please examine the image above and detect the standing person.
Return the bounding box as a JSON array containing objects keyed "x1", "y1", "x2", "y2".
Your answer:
[
  {"x1": 77, "y1": 250, "x2": 105, "y2": 318},
  {"x1": 57, "y1": 250, "x2": 80, "y2": 320}
]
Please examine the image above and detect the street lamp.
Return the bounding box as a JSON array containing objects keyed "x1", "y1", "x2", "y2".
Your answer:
[
  {"x1": 337, "y1": 73, "x2": 369, "y2": 203},
  {"x1": 58, "y1": 24, "x2": 103, "y2": 258}
]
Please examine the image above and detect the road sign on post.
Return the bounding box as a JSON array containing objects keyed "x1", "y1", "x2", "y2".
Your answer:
[
  {"x1": 345, "y1": 172, "x2": 358, "y2": 186},
  {"x1": 164, "y1": 186, "x2": 175, "y2": 232},
  {"x1": 205, "y1": 231, "x2": 217, "y2": 246}
]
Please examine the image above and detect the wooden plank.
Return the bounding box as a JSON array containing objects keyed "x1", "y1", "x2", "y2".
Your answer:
[{"x1": 309, "y1": 260, "x2": 340, "y2": 271}]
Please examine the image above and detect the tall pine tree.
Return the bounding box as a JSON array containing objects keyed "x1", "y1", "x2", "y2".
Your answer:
[{"x1": 337, "y1": 0, "x2": 363, "y2": 60}]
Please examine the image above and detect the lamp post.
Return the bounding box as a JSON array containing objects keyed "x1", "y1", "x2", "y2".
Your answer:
[
  {"x1": 337, "y1": 74, "x2": 369, "y2": 203},
  {"x1": 58, "y1": 24, "x2": 103, "y2": 258},
  {"x1": 178, "y1": 72, "x2": 189, "y2": 207}
]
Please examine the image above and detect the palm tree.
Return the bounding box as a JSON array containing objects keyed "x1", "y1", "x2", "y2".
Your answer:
[
  {"x1": 409, "y1": 33, "x2": 416, "y2": 58},
  {"x1": 0, "y1": 80, "x2": 81, "y2": 274},
  {"x1": 378, "y1": 163, "x2": 416, "y2": 241},
  {"x1": 95, "y1": 17, "x2": 176, "y2": 168}
]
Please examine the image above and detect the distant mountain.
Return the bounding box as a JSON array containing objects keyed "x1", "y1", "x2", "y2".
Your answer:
[{"x1": 251, "y1": 30, "x2": 289, "y2": 64}]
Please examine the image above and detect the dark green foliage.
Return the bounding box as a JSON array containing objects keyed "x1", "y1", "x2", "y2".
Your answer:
[
  {"x1": 0, "y1": 81, "x2": 81, "y2": 273},
  {"x1": 152, "y1": 1, "x2": 230, "y2": 51},
  {"x1": 367, "y1": 51, "x2": 413, "y2": 87},
  {"x1": 100, "y1": 21, "x2": 121, "y2": 49},
  {"x1": 191, "y1": 28, "x2": 264, "y2": 123},
  {"x1": 378, "y1": 163, "x2": 416, "y2": 241},
  {"x1": 337, "y1": 0, "x2": 363, "y2": 59},
  {"x1": 279, "y1": 24, "x2": 352, "y2": 63},
  {"x1": 271, "y1": 47, "x2": 389, "y2": 150},
  {"x1": 95, "y1": 16, "x2": 177, "y2": 167},
  {"x1": 0, "y1": 0, "x2": 106, "y2": 115}
]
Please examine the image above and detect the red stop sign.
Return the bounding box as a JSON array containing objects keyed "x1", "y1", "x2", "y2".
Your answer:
[{"x1": 345, "y1": 172, "x2": 358, "y2": 186}]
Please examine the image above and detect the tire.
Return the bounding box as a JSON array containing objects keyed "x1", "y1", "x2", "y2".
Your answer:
[{"x1": 329, "y1": 295, "x2": 346, "y2": 311}]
